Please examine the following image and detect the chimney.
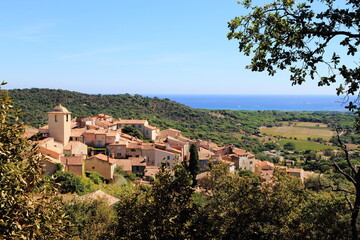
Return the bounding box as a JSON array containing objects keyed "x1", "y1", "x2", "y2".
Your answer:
[
  {"x1": 107, "y1": 155, "x2": 110, "y2": 162},
  {"x1": 111, "y1": 153, "x2": 115, "y2": 158}
]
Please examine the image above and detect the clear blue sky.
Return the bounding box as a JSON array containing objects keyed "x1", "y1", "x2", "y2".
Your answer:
[{"x1": 0, "y1": 0, "x2": 338, "y2": 95}]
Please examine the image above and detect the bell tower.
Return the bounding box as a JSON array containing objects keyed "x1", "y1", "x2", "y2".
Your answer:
[{"x1": 48, "y1": 104, "x2": 72, "y2": 145}]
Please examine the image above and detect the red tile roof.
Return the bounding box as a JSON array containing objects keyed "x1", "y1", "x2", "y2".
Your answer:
[
  {"x1": 60, "y1": 155, "x2": 84, "y2": 166},
  {"x1": 88, "y1": 154, "x2": 117, "y2": 164}
]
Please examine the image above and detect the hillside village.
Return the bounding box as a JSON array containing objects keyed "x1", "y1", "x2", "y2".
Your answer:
[{"x1": 33, "y1": 104, "x2": 317, "y2": 184}]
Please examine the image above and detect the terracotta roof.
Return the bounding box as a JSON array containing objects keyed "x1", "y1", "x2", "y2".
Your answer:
[
  {"x1": 35, "y1": 137, "x2": 54, "y2": 144},
  {"x1": 39, "y1": 146, "x2": 61, "y2": 159},
  {"x1": 144, "y1": 166, "x2": 159, "y2": 177},
  {"x1": 287, "y1": 168, "x2": 304, "y2": 173},
  {"x1": 109, "y1": 140, "x2": 128, "y2": 146},
  {"x1": 128, "y1": 142, "x2": 143, "y2": 149},
  {"x1": 129, "y1": 157, "x2": 147, "y2": 166},
  {"x1": 98, "y1": 114, "x2": 112, "y2": 118},
  {"x1": 106, "y1": 131, "x2": 119, "y2": 137},
  {"x1": 64, "y1": 141, "x2": 83, "y2": 150},
  {"x1": 166, "y1": 128, "x2": 181, "y2": 133},
  {"x1": 77, "y1": 190, "x2": 120, "y2": 206},
  {"x1": 94, "y1": 129, "x2": 108, "y2": 134},
  {"x1": 145, "y1": 125, "x2": 158, "y2": 130},
  {"x1": 115, "y1": 159, "x2": 132, "y2": 172},
  {"x1": 88, "y1": 154, "x2": 117, "y2": 164},
  {"x1": 60, "y1": 155, "x2": 84, "y2": 166},
  {"x1": 141, "y1": 143, "x2": 155, "y2": 150},
  {"x1": 84, "y1": 129, "x2": 97, "y2": 134},
  {"x1": 199, "y1": 147, "x2": 215, "y2": 159},
  {"x1": 121, "y1": 133, "x2": 136, "y2": 140},
  {"x1": 100, "y1": 121, "x2": 112, "y2": 126},
  {"x1": 71, "y1": 128, "x2": 86, "y2": 137},
  {"x1": 118, "y1": 119, "x2": 147, "y2": 125},
  {"x1": 257, "y1": 161, "x2": 274, "y2": 169},
  {"x1": 220, "y1": 159, "x2": 235, "y2": 165}
]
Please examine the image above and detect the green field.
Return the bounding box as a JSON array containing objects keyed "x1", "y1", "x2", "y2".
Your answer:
[
  {"x1": 277, "y1": 139, "x2": 339, "y2": 152},
  {"x1": 260, "y1": 124, "x2": 335, "y2": 140}
]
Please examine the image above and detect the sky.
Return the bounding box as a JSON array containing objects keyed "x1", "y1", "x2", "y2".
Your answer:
[{"x1": 0, "y1": 0, "x2": 340, "y2": 95}]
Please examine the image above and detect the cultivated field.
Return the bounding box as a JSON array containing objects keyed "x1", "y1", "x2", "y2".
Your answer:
[
  {"x1": 277, "y1": 139, "x2": 339, "y2": 151},
  {"x1": 260, "y1": 123, "x2": 335, "y2": 140}
]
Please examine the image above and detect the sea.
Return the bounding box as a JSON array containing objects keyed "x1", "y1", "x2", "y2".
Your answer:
[{"x1": 145, "y1": 95, "x2": 355, "y2": 111}]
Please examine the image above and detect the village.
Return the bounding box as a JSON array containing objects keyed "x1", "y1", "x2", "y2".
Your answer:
[{"x1": 28, "y1": 104, "x2": 317, "y2": 185}]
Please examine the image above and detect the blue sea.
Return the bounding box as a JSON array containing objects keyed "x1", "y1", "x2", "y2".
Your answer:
[{"x1": 146, "y1": 95, "x2": 354, "y2": 111}]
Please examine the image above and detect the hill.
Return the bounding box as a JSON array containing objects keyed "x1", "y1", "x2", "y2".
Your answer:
[{"x1": 8, "y1": 88, "x2": 356, "y2": 150}]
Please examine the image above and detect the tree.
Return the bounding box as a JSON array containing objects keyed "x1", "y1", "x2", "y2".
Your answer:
[
  {"x1": 228, "y1": 1, "x2": 360, "y2": 238},
  {"x1": 64, "y1": 198, "x2": 115, "y2": 239},
  {"x1": 284, "y1": 142, "x2": 296, "y2": 151},
  {"x1": 228, "y1": 0, "x2": 359, "y2": 106},
  {"x1": 0, "y1": 83, "x2": 69, "y2": 239},
  {"x1": 121, "y1": 125, "x2": 144, "y2": 139},
  {"x1": 113, "y1": 163, "x2": 195, "y2": 239},
  {"x1": 188, "y1": 144, "x2": 200, "y2": 187}
]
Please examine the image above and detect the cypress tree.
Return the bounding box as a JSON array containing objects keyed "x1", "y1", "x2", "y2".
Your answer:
[{"x1": 188, "y1": 144, "x2": 200, "y2": 187}]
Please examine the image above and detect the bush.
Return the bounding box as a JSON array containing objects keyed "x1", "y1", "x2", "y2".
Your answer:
[
  {"x1": 284, "y1": 142, "x2": 296, "y2": 151},
  {"x1": 86, "y1": 171, "x2": 104, "y2": 184}
]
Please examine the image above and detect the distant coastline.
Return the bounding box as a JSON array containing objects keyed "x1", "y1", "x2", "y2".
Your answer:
[{"x1": 145, "y1": 94, "x2": 351, "y2": 111}]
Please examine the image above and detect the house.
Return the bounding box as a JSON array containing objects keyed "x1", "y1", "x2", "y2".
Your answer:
[
  {"x1": 108, "y1": 140, "x2": 128, "y2": 159},
  {"x1": 60, "y1": 155, "x2": 86, "y2": 176},
  {"x1": 40, "y1": 155, "x2": 61, "y2": 175},
  {"x1": 287, "y1": 168, "x2": 305, "y2": 181},
  {"x1": 255, "y1": 161, "x2": 275, "y2": 182},
  {"x1": 85, "y1": 154, "x2": 117, "y2": 180},
  {"x1": 144, "y1": 166, "x2": 159, "y2": 182},
  {"x1": 117, "y1": 119, "x2": 159, "y2": 140},
  {"x1": 130, "y1": 157, "x2": 147, "y2": 174},
  {"x1": 114, "y1": 159, "x2": 132, "y2": 173},
  {"x1": 63, "y1": 141, "x2": 88, "y2": 156},
  {"x1": 198, "y1": 147, "x2": 218, "y2": 170}
]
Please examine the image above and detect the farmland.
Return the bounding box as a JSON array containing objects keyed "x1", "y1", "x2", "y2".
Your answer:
[
  {"x1": 260, "y1": 122, "x2": 335, "y2": 140},
  {"x1": 277, "y1": 139, "x2": 339, "y2": 152}
]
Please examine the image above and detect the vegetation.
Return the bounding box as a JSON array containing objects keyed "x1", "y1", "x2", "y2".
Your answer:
[
  {"x1": 260, "y1": 125, "x2": 335, "y2": 140},
  {"x1": 188, "y1": 144, "x2": 200, "y2": 187},
  {"x1": 0, "y1": 83, "x2": 69, "y2": 239},
  {"x1": 228, "y1": 0, "x2": 360, "y2": 238},
  {"x1": 121, "y1": 125, "x2": 144, "y2": 139}
]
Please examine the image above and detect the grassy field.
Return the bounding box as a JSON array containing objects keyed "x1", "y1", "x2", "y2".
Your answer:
[
  {"x1": 281, "y1": 121, "x2": 329, "y2": 128},
  {"x1": 260, "y1": 125, "x2": 335, "y2": 140},
  {"x1": 277, "y1": 139, "x2": 339, "y2": 152}
]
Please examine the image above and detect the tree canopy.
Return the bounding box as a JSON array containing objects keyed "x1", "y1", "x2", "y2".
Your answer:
[
  {"x1": 0, "y1": 83, "x2": 69, "y2": 239},
  {"x1": 228, "y1": 0, "x2": 360, "y2": 109}
]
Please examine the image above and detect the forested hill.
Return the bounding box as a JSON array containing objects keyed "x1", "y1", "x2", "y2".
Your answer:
[
  {"x1": 8, "y1": 88, "x2": 355, "y2": 148},
  {"x1": 9, "y1": 88, "x2": 244, "y2": 140}
]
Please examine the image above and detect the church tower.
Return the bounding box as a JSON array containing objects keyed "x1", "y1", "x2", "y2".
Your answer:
[{"x1": 48, "y1": 104, "x2": 72, "y2": 145}]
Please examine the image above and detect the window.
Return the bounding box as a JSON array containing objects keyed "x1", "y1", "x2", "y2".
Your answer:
[
  {"x1": 66, "y1": 114, "x2": 69, "y2": 122},
  {"x1": 167, "y1": 156, "x2": 170, "y2": 160},
  {"x1": 250, "y1": 161, "x2": 253, "y2": 165},
  {"x1": 55, "y1": 115, "x2": 58, "y2": 122},
  {"x1": 131, "y1": 149, "x2": 136, "y2": 152},
  {"x1": 92, "y1": 166, "x2": 95, "y2": 169}
]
